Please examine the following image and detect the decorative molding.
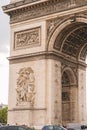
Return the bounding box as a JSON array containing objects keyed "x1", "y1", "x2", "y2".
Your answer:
[
  {"x1": 61, "y1": 63, "x2": 78, "y2": 80},
  {"x1": 3, "y1": 0, "x2": 87, "y2": 24},
  {"x1": 47, "y1": 14, "x2": 78, "y2": 37},
  {"x1": 47, "y1": 17, "x2": 64, "y2": 37},
  {"x1": 61, "y1": 61, "x2": 78, "y2": 70},
  {"x1": 14, "y1": 27, "x2": 41, "y2": 50},
  {"x1": 80, "y1": 44, "x2": 87, "y2": 61},
  {"x1": 54, "y1": 63, "x2": 59, "y2": 85},
  {"x1": 8, "y1": 108, "x2": 46, "y2": 111},
  {"x1": 8, "y1": 51, "x2": 87, "y2": 69},
  {"x1": 53, "y1": 22, "x2": 87, "y2": 59},
  {"x1": 16, "y1": 67, "x2": 36, "y2": 107},
  {"x1": 46, "y1": 14, "x2": 87, "y2": 54},
  {"x1": 46, "y1": 14, "x2": 87, "y2": 62},
  {"x1": 3, "y1": 0, "x2": 46, "y2": 11}
]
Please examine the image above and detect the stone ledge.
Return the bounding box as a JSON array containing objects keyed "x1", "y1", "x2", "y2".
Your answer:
[
  {"x1": 8, "y1": 51, "x2": 87, "y2": 69},
  {"x1": 2, "y1": 0, "x2": 47, "y2": 12},
  {"x1": 2, "y1": 0, "x2": 87, "y2": 24},
  {"x1": 8, "y1": 107, "x2": 46, "y2": 111}
]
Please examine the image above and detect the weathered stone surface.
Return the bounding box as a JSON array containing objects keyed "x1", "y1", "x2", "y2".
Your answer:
[
  {"x1": 3, "y1": 0, "x2": 87, "y2": 24},
  {"x1": 14, "y1": 27, "x2": 41, "y2": 50},
  {"x1": 4, "y1": 0, "x2": 87, "y2": 128}
]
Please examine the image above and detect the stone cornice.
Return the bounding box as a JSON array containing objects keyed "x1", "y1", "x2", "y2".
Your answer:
[
  {"x1": 8, "y1": 51, "x2": 76, "y2": 61},
  {"x1": 8, "y1": 107, "x2": 46, "y2": 111},
  {"x1": 2, "y1": 0, "x2": 48, "y2": 12},
  {"x1": 8, "y1": 51, "x2": 86, "y2": 68},
  {"x1": 2, "y1": 0, "x2": 87, "y2": 24}
]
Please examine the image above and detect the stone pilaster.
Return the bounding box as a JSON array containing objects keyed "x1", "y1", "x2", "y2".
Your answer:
[
  {"x1": 78, "y1": 67, "x2": 86, "y2": 123},
  {"x1": 45, "y1": 59, "x2": 62, "y2": 125}
]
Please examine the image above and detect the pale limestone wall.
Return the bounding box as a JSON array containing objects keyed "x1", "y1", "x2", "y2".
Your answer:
[
  {"x1": 10, "y1": 20, "x2": 46, "y2": 57},
  {"x1": 51, "y1": 60, "x2": 62, "y2": 124},
  {"x1": 8, "y1": 111, "x2": 14, "y2": 125},
  {"x1": 41, "y1": 59, "x2": 62, "y2": 125},
  {"x1": 8, "y1": 9, "x2": 48, "y2": 128},
  {"x1": 8, "y1": 60, "x2": 47, "y2": 107},
  {"x1": 39, "y1": 59, "x2": 62, "y2": 125},
  {"x1": 8, "y1": 59, "x2": 47, "y2": 127},
  {"x1": 8, "y1": 58, "x2": 62, "y2": 127},
  {"x1": 78, "y1": 68, "x2": 86, "y2": 123},
  {"x1": 70, "y1": 86, "x2": 78, "y2": 122}
]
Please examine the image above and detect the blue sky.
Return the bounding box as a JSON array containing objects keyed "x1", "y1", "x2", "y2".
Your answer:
[{"x1": 0, "y1": 0, "x2": 10, "y2": 104}]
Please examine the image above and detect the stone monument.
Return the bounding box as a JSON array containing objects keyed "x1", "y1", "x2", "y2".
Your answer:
[{"x1": 3, "y1": 0, "x2": 87, "y2": 129}]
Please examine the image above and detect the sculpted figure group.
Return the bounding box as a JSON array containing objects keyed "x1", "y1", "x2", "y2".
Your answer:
[{"x1": 16, "y1": 67, "x2": 35, "y2": 106}]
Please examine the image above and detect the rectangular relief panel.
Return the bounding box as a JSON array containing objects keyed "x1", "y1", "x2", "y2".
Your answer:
[{"x1": 14, "y1": 27, "x2": 41, "y2": 50}]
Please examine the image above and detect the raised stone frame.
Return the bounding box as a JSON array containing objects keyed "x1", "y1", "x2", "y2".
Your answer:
[{"x1": 14, "y1": 27, "x2": 41, "y2": 50}]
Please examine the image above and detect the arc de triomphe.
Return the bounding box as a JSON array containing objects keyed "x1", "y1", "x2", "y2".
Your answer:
[{"x1": 3, "y1": 0, "x2": 87, "y2": 129}]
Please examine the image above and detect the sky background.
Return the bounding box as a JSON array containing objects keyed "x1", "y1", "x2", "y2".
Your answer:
[{"x1": 0, "y1": 0, "x2": 10, "y2": 104}]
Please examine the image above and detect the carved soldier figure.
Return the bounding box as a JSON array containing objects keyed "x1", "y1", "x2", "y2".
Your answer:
[{"x1": 16, "y1": 67, "x2": 35, "y2": 106}]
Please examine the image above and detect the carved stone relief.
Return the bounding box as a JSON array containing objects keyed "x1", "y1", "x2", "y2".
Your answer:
[
  {"x1": 47, "y1": 17, "x2": 64, "y2": 37},
  {"x1": 4, "y1": 0, "x2": 87, "y2": 23},
  {"x1": 46, "y1": 13, "x2": 87, "y2": 63},
  {"x1": 47, "y1": 15, "x2": 76, "y2": 41},
  {"x1": 80, "y1": 44, "x2": 87, "y2": 61},
  {"x1": 16, "y1": 67, "x2": 35, "y2": 106},
  {"x1": 14, "y1": 27, "x2": 41, "y2": 50},
  {"x1": 54, "y1": 63, "x2": 59, "y2": 85}
]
